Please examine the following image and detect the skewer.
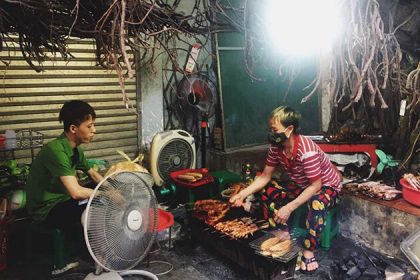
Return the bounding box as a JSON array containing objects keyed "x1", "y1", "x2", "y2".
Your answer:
[{"x1": 258, "y1": 224, "x2": 269, "y2": 230}]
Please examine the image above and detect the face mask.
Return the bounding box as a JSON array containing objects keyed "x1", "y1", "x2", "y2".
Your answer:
[{"x1": 267, "y1": 131, "x2": 288, "y2": 145}]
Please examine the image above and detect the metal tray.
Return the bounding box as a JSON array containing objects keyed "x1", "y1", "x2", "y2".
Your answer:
[{"x1": 400, "y1": 228, "x2": 420, "y2": 272}]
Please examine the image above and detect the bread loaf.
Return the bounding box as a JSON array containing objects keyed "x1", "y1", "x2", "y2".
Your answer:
[
  {"x1": 269, "y1": 239, "x2": 292, "y2": 258},
  {"x1": 269, "y1": 239, "x2": 291, "y2": 252},
  {"x1": 261, "y1": 250, "x2": 271, "y2": 256},
  {"x1": 260, "y1": 237, "x2": 280, "y2": 251},
  {"x1": 271, "y1": 248, "x2": 290, "y2": 258}
]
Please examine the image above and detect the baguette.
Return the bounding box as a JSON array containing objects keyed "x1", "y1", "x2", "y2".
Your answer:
[
  {"x1": 177, "y1": 174, "x2": 197, "y2": 182},
  {"x1": 184, "y1": 172, "x2": 203, "y2": 179},
  {"x1": 271, "y1": 248, "x2": 290, "y2": 258},
  {"x1": 260, "y1": 237, "x2": 280, "y2": 251},
  {"x1": 268, "y1": 239, "x2": 292, "y2": 252},
  {"x1": 261, "y1": 250, "x2": 271, "y2": 256}
]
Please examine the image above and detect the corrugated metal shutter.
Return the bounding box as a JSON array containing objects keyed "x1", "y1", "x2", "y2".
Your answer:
[{"x1": 0, "y1": 37, "x2": 139, "y2": 164}]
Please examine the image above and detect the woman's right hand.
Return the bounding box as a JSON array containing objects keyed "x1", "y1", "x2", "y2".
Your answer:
[{"x1": 229, "y1": 191, "x2": 246, "y2": 207}]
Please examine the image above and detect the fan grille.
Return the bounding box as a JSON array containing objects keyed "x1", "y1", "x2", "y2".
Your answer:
[
  {"x1": 177, "y1": 74, "x2": 217, "y2": 117},
  {"x1": 157, "y1": 138, "x2": 194, "y2": 181},
  {"x1": 85, "y1": 171, "x2": 158, "y2": 271}
]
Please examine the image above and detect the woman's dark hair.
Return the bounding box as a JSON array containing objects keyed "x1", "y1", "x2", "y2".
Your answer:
[{"x1": 59, "y1": 100, "x2": 96, "y2": 132}]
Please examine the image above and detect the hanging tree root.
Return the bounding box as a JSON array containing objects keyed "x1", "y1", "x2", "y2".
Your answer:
[{"x1": 0, "y1": 0, "x2": 241, "y2": 108}]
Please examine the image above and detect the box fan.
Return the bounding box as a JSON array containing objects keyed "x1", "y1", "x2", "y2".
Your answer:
[{"x1": 150, "y1": 130, "x2": 196, "y2": 186}]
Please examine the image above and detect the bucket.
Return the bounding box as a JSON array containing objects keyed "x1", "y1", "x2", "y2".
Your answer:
[
  {"x1": 400, "y1": 178, "x2": 420, "y2": 207},
  {"x1": 5, "y1": 130, "x2": 16, "y2": 149}
]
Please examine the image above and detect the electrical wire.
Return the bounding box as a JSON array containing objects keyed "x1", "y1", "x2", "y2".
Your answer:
[
  {"x1": 139, "y1": 260, "x2": 174, "y2": 276},
  {"x1": 148, "y1": 260, "x2": 174, "y2": 276},
  {"x1": 51, "y1": 272, "x2": 87, "y2": 280}
]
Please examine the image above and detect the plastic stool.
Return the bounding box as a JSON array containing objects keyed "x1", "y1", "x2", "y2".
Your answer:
[
  {"x1": 157, "y1": 209, "x2": 174, "y2": 249},
  {"x1": 290, "y1": 203, "x2": 339, "y2": 249},
  {"x1": 26, "y1": 223, "x2": 68, "y2": 269}
]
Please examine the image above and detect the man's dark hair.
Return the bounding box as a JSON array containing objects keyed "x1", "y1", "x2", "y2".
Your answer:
[
  {"x1": 269, "y1": 106, "x2": 301, "y2": 131},
  {"x1": 59, "y1": 100, "x2": 96, "y2": 132}
]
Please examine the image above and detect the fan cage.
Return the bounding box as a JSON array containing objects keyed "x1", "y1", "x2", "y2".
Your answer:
[{"x1": 84, "y1": 171, "x2": 158, "y2": 272}]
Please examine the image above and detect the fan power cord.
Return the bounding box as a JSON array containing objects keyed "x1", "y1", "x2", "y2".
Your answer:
[
  {"x1": 51, "y1": 273, "x2": 87, "y2": 280},
  {"x1": 119, "y1": 269, "x2": 159, "y2": 279},
  {"x1": 140, "y1": 260, "x2": 174, "y2": 276}
]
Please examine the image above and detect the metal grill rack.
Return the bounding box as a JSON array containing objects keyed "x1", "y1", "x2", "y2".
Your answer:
[{"x1": 249, "y1": 233, "x2": 300, "y2": 262}]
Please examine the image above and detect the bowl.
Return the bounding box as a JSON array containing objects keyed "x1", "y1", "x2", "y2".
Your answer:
[{"x1": 400, "y1": 178, "x2": 420, "y2": 207}]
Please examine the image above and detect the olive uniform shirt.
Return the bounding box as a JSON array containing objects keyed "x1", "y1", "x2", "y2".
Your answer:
[{"x1": 26, "y1": 133, "x2": 90, "y2": 223}]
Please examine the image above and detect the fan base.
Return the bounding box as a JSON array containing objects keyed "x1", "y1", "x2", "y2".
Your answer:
[
  {"x1": 84, "y1": 272, "x2": 122, "y2": 280},
  {"x1": 84, "y1": 270, "x2": 158, "y2": 280}
]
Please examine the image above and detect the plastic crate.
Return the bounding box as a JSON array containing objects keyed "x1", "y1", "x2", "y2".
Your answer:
[
  {"x1": 168, "y1": 169, "x2": 215, "y2": 205},
  {"x1": 291, "y1": 203, "x2": 339, "y2": 249},
  {"x1": 210, "y1": 170, "x2": 241, "y2": 193},
  {"x1": 400, "y1": 228, "x2": 420, "y2": 272},
  {"x1": 169, "y1": 168, "x2": 214, "y2": 189}
]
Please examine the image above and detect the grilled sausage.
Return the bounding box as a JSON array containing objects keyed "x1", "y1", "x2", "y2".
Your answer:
[{"x1": 177, "y1": 174, "x2": 197, "y2": 182}]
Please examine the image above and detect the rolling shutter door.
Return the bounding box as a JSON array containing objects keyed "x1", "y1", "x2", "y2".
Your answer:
[{"x1": 0, "y1": 37, "x2": 139, "y2": 164}]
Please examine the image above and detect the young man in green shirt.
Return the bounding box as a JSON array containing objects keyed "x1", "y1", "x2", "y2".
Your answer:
[{"x1": 26, "y1": 100, "x2": 104, "y2": 228}]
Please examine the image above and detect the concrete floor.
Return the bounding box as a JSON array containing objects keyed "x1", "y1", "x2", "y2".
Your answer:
[
  {"x1": 0, "y1": 231, "x2": 417, "y2": 280},
  {"x1": 0, "y1": 204, "x2": 418, "y2": 280}
]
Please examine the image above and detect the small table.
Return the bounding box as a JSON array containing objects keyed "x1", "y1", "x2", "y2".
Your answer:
[{"x1": 316, "y1": 142, "x2": 378, "y2": 169}]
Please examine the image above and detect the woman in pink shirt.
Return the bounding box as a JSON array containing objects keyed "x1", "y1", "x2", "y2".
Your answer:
[{"x1": 230, "y1": 106, "x2": 341, "y2": 274}]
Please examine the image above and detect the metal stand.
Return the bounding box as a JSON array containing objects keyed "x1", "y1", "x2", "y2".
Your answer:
[{"x1": 200, "y1": 114, "x2": 208, "y2": 168}]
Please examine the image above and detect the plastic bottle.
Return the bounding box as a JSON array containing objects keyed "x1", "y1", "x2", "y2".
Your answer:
[
  {"x1": 241, "y1": 162, "x2": 256, "y2": 212},
  {"x1": 5, "y1": 130, "x2": 16, "y2": 149},
  {"x1": 241, "y1": 162, "x2": 254, "y2": 184}
]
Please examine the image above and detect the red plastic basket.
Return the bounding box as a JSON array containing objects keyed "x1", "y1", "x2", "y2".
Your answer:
[
  {"x1": 400, "y1": 178, "x2": 420, "y2": 207},
  {"x1": 170, "y1": 168, "x2": 214, "y2": 189}
]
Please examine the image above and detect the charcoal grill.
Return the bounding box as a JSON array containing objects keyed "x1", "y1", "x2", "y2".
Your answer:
[{"x1": 190, "y1": 206, "x2": 298, "y2": 280}]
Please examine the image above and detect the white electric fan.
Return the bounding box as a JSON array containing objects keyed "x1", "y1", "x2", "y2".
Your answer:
[
  {"x1": 150, "y1": 130, "x2": 196, "y2": 186},
  {"x1": 82, "y1": 171, "x2": 159, "y2": 280}
]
